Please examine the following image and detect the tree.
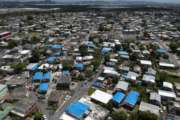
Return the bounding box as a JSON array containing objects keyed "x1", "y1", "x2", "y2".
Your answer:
[
  {"x1": 29, "y1": 49, "x2": 40, "y2": 62},
  {"x1": 111, "y1": 110, "x2": 128, "y2": 120},
  {"x1": 7, "y1": 40, "x2": 17, "y2": 49},
  {"x1": 11, "y1": 63, "x2": 26, "y2": 73},
  {"x1": 169, "y1": 42, "x2": 178, "y2": 53},
  {"x1": 79, "y1": 45, "x2": 88, "y2": 56},
  {"x1": 62, "y1": 60, "x2": 73, "y2": 70},
  {"x1": 138, "y1": 111, "x2": 158, "y2": 120},
  {"x1": 34, "y1": 112, "x2": 43, "y2": 120}
]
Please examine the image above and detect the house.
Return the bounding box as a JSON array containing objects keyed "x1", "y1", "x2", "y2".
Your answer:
[
  {"x1": 159, "y1": 62, "x2": 176, "y2": 69},
  {"x1": 66, "y1": 101, "x2": 90, "y2": 119},
  {"x1": 174, "y1": 82, "x2": 180, "y2": 97},
  {"x1": 79, "y1": 97, "x2": 109, "y2": 120},
  {"x1": 0, "y1": 84, "x2": 8, "y2": 102},
  {"x1": 0, "y1": 103, "x2": 13, "y2": 120},
  {"x1": 3, "y1": 75, "x2": 26, "y2": 88},
  {"x1": 59, "y1": 113, "x2": 76, "y2": 120},
  {"x1": 101, "y1": 47, "x2": 112, "y2": 54},
  {"x1": 38, "y1": 83, "x2": 49, "y2": 94},
  {"x1": 123, "y1": 71, "x2": 139, "y2": 83},
  {"x1": 26, "y1": 63, "x2": 39, "y2": 71},
  {"x1": 90, "y1": 90, "x2": 112, "y2": 104},
  {"x1": 42, "y1": 72, "x2": 52, "y2": 82},
  {"x1": 48, "y1": 90, "x2": 61, "y2": 106},
  {"x1": 140, "y1": 60, "x2": 152, "y2": 66},
  {"x1": 150, "y1": 92, "x2": 161, "y2": 106},
  {"x1": 32, "y1": 72, "x2": 43, "y2": 82},
  {"x1": 56, "y1": 71, "x2": 71, "y2": 90},
  {"x1": 139, "y1": 101, "x2": 160, "y2": 116},
  {"x1": 112, "y1": 91, "x2": 125, "y2": 106},
  {"x1": 11, "y1": 100, "x2": 38, "y2": 118},
  {"x1": 145, "y1": 67, "x2": 156, "y2": 76},
  {"x1": 123, "y1": 91, "x2": 140, "y2": 109},
  {"x1": 142, "y1": 74, "x2": 155, "y2": 84},
  {"x1": 74, "y1": 63, "x2": 85, "y2": 71},
  {"x1": 103, "y1": 66, "x2": 120, "y2": 77},
  {"x1": 162, "y1": 82, "x2": 174, "y2": 91},
  {"x1": 114, "y1": 81, "x2": 129, "y2": 92},
  {"x1": 158, "y1": 90, "x2": 176, "y2": 100},
  {"x1": 47, "y1": 56, "x2": 56, "y2": 63}
]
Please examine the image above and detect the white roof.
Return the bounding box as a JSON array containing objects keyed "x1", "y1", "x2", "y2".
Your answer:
[
  {"x1": 140, "y1": 60, "x2": 152, "y2": 66},
  {"x1": 90, "y1": 90, "x2": 112, "y2": 104},
  {"x1": 142, "y1": 74, "x2": 155, "y2": 83},
  {"x1": 158, "y1": 90, "x2": 176, "y2": 99},
  {"x1": 159, "y1": 62, "x2": 175, "y2": 68},
  {"x1": 139, "y1": 101, "x2": 160, "y2": 116},
  {"x1": 97, "y1": 77, "x2": 105, "y2": 81},
  {"x1": 163, "y1": 82, "x2": 173, "y2": 89},
  {"x1": 115, "y1": 81, "x2": 129, "y2": 91},
  {"x1": 26, "y1": 63, "x2": 38, "y2": 70},
  {"x1": 126, "y1": 71, "x2": 139, "y2": 80},
  {"x1": 20, "y1": 50, "x2": 30, "y2": 55},
  {"x1": 103, "y1": 67, "x2": 120, "y2": 76},
  {"x1": 83, "y1": 56, "x2": 94, "y2": 60},
  {"x1": 59, "y1": 113, "x2": 77, "y2": 120}
]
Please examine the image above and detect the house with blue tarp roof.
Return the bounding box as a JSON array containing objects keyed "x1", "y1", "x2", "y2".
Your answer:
[
  {"x1": 63, "y1": 70, "x2": 70, "y2": 76},
  {"x1": 112, "y1": 91, "x2": 125, "y2": 105},
  {"x1": 32, "y1": 72, "x2": 43, "y2": 82},
  {"x1": 74, "y1": 63, "x2": 84, "y2": 71},
  {"x1": 101, "y1": 48, "x2": 112, "y2": 54},
  {"x1": 31, "y1": 64, "x2": 39, "y2": 71},
  {"x1": 92, "y1": 80, "x2": 103, "y2": 88},
  {"x1": 38, "y1": 83, "x2": 49, "y2": 93},
  {"x1": 118, "y1": 51, "x2": 129, "y2": 59},
  {"x1": 47, "y1": 56, "x2": 56, "y2": 63},
  {"x1": 66, "y1": 101, "x2": 90, "y2": 119},
  {"x1": 53, "y1": 51, "x2": 64, "y2": 57},
  {"x1": 84, "y1": 41, "x2": 96, "y2": 48},
  {"x1": 43, "y1": 72, "x2": 51, "y2": 82},
  {"x1": 124, "y1": 91, "x2": 140, "y2": 109},
  {"x1": 49, "y1": 44, "x2": 64, "y2": 49},
  {"x1": 156, "y1": 48, "x2": 167, "y2": 54}
]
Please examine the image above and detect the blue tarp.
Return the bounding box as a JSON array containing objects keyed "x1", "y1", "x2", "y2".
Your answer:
[
  {"x1": 63, "y1": 70, "x2": 70, "y2": 76},
  {"x1": 156, "y1": 48, "x2": 167, "y2": 54},
  {"x1": 31, "y1": 64, "x2": 39, "y2": 71},
  {"x1": 32, "y1": 72, "x2": 43, "y2": 81},
  {"x1": 47, "y1": 56, "x2": 56, "y2": 63},
  {"x1": 101, "y1": 47, "x2": 112, "y2": 54},
  {"x1": 120, "y1": 55, "x2": 129, "y2": 59},
  {"x1": 84, "y1": 41, "x2": 96, "y2": 48},
  {"x1": 92, "y1": 80, "x2": 103, "y2": 88},
  {"x1": 118, "y1": 51, "x2": 129, "y2": 55},
  {"x1": 112, "y1": 92, "x2": 125, "y2": 104},
  {"x1": 74, "y1": 63, "x2": 84, "y2": 71},
  {"x1": 43, "y1": 72, "x2": 51, "y2": 80},
  {"x1": 38, "y1": 83, "x2": 49, "y2": 92},
  {"x1": 53, "y1": 51, "x2": 64, "y2": 56},
  {"x1": 49, "y1": 44, "x2": 64, "y2": 49},
  {"x1": 66, "y1": 102, "x2": 90, "y2": 119},
  {"x1": 124, "y1": 91, "x2": 140, "y2": 107}
]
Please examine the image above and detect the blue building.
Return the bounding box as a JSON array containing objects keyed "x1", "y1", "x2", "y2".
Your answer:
[
  {"x1": 66, "y1": 102, "x2": 90, "y2": 119},
  {"x1": 47, "y1": 56, "x2": 56, "y2": 63},
  {"x1": 101, "y1": 47, "x2": 112, "y2": 54},
  {"x1": 112, "y1": 92, "x2": 125, "y2": 105},
  {"x1": 32, "y1": 72, "x2": 43, "y2": 82},
  {"x1": 43, "y1": 72, "x2": 51, "y2": 82},
  {"x1": 74, "y1": 63, "x2": 84, "y2": 71},
  {"x1": 124, "y1": 91, "x2": 140, "y2": 109},
  {"x1": 49, "y1": 44, "x2": 64, "y2": 49},
  {"x1": 38, "y1": 83, "x2": 49, "y2": 93}
]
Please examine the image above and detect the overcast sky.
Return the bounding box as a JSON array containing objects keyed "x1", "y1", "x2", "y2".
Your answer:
[{"x1": 1, "y1": 0, "x2": 180, "y2": 3}]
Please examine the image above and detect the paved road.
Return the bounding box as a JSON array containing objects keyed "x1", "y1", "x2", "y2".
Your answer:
[
  {"x1": 158, "y1": 40, "x2": 180, "y2": 75},
  {"x1": 53, "y1": 58, "x2": 104, "y2": 120}
]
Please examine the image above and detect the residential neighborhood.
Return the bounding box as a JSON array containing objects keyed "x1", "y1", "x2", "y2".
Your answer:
[{"x1": 0, "y1": 4, "x2": 180, "y2": 120}]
